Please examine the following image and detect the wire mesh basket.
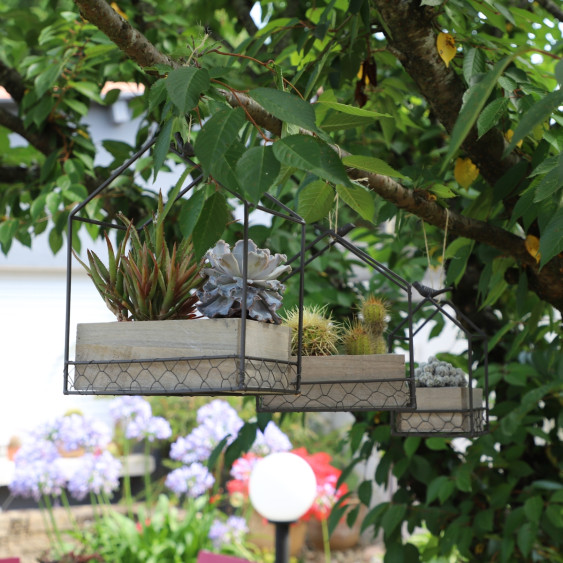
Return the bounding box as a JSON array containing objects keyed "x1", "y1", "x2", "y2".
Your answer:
[
  {"x1": 64, "y1": 136, "x2": 305, "y2": 396},
  {"x1": 257, "y1": 228, "x2": 417, "y2": 413},
  {"x1": 390, "y1": 284, "x2": 489, "y2": 437}
]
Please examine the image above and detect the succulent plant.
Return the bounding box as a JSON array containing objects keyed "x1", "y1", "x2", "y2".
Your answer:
[
  {"x1": 74, "y1": 192, "x2": 203, "y2": 321},
  {"x1": 341, "y1": 294, "x2": 389, "y2": 355},
  {"x1": 197, "y1": 239, "x2": 291, "y2": 324},
  {"x1": 342, "y1": 320, "x2": 386, "y2": 355},
  {"x1": 360, "y1": 295, "x2": 389, "y2": 336},
  {"x1": 282, "y1": 304, "x2": 341, "y2": 356},
  {"x1": 414, "y1": 356, "x2": 468, "y2": 387}
]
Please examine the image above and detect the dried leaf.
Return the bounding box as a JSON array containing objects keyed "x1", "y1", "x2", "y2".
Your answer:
[
  {"x1": 505, "y1": 128, "x2": 523, "y2": 148},
  {"x1": 110, "y1": 2, "x2": 128, "y2": 19},
  {"x1": 454, "y1": 157, "x2": 479, "y2": 189},
  {"x1": 525, "y1": 235, "x2": 541, "y2": 263},
  {"x1": 437, "y1": 32, "x2": 456, "y2": 68}
]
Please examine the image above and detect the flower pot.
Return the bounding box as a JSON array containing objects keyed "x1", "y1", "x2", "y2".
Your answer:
[
  {"x1": 394, "y1": 387, "x2": 484, "y2": 434},
  {"x1": 71, "y1": 318, "x2": 294, "y2": 395},
  {"x1": 307, "y1": 501, "x2": 366, "y2": 551},
  {"x1": 246, "y1": 509, "x2": 307, "y2": 557},
  {"x1": 257, "y1": 354, "x2": 411, "y2": 412}
]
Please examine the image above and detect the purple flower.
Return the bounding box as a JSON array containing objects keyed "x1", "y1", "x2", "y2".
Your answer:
[
  {"x1": 109, "y1": 396, "x2": 152, "y2": 424},
  {"x1": 251, "y1": 421, "x2": 292, "y2": 456},
  {"x1": 164, "y1": 463, "x2": 215, "y2": 498},
  {"x1": 67, "y1": 451, "x2": 122, "y2": 501},
  {"x1": 125, "y1": 415, "x2": 172, "y2": 442},
  {"x1": 56, "y1": 414, "x2": 112, "y2": 452},
  {"x1": 170, "y1": 400, "x2": 243, "y2": 464},
  {"x1": 208, "y1": 515, "x2": 248, "y2": 549},
  {"x1": 10, "y1": 457, "x2": 67, "y2": 501}
]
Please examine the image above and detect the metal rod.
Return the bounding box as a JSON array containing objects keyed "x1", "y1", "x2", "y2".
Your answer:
[{"x1": 273, "y1": 521, "x2": 291, "y2": 563}]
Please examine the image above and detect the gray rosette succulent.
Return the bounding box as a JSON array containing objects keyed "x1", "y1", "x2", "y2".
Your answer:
[
  {"x1": 414, "y1": 356, "x2": 468, "y2": 387},
  {"x1": 197, "y1": 239, "x2": 291, "y2": 324}
]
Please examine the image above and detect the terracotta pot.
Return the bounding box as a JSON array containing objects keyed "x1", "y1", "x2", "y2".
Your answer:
[
  {"x1": 307, "y1": 501, "x2": 366, "y2": 551},
  {"x1": 246, "y1": 509, "x2": 307, "y2": 557}
]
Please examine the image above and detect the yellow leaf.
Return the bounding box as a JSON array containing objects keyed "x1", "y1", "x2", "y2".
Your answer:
[
  {"x1": 437, "y1": 32, "x2": 456, "y2": 68},
  {"x1": 111, "y1": 2, "x2": 128, "y2": 19},
  {"x1": 357, "y1": 64, "x2": 370, "y2": 85},
  {"x1": 525, "y1": 235, "x2": 541, "y2": 263},
  {"x1": 454, "y1": 157, "x2": 479, "y2": 189}
]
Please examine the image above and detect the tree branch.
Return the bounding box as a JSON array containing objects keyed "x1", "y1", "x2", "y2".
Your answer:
[
  {"x1": 0, "y1": 164, "x2": 39, "y2": 184},
  {"x1": 0, "y1": 60, "x2": 25, "y2": 104},
  {"x1": 73, "y1": 0, "x2": 176, "y2": 69},
  {"x1": 0, "y1": 107, "x2": 55, "y2": 156},
  {"x1": 373, "y1": 0, "x2": 521, "y2": 187},
  {"x1": 536, "y1": 0, "x2": 563, "y2": 22},
  {"x1": 231, "y1": 0, "x2": 258, "y2": 37},
  {"x1": 68, "y1": 0, "x2": 563, "y2": 312}
]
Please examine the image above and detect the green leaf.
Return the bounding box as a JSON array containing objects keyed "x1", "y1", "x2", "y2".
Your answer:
[
  {"x1": 533, "y1": 166, "x2": 562, "y2": 202},
  {"x1": 505, "y1": 90, "x2": 563, "y2": 157},
  {"x1": 153, "y1": 118, "x2": 174, "y2": 179},
  {"x1": 192, "y1": 191, "x2": 229, "y2": 259},
  {"x1": 297, "y1": 180, "x2": 334, "y2": 222},
  {"x1": 546, "y1": 504, "x2": 563, "y2": 528},
  {"x1": 194, "y1": 107, "x2": 245, "y2": 175},
  {"x1": 68, "y1": 81, "x2": 103, "y2": 104},
  {"x1": 273, "y1": 135, "x2": 353, "y2": 187},
  {"x1": 166, "y1": 67, "x2": 209, "y2": 114},
  {"x1": 477, "y1": 97, "x2": 509, "y2": 138},
  {"x1": 358, "y1": 480, "x2": 372, "y2": 506},
  {"x1": 48, "y1": 227, "x2": 63, "y2": 254},
  {"x1": 235, "y1": 145, "x2": 280, "y2": 203},
  {"x1": 35, "y1": 63, "x2": 64, "y2": 98},
  {"x1": 63, "y1": 97, "x2": 89, "y2": 116},
  {"x1": 442, "y1": 56, "x2": 513, "y2": 170},
  {"x1": 516, "y1": 522, "x2": 535, "y2": 557},
  {"x1": 320, "y1": 111, "x2": 378, "y2": 132},
  {"x1": 540, "y1": 206, "x2": 563, "y2": 267},
  {"x1": 463, "y1": 47, "x2": 487, "y2": 84},
  {"x1": 178, "y1": 190, "x2": 206, "y2": 239},
  {"x1": 427, "y1": 184, "x2": 456, "y2": 198},
  {"x1": 342, "y1": 154, "x2": 408, "y2": 179},
  {"x1": 426, "y1": 476, "x2": 449, "y2": 504},
  {"x1": 425, "y1": 437, "x2": 448, "y2": 450},
  {"x1": 336, "y1": 184, "x2": 376, "y2": 222},
  {"x1": 381, "y1": 504, "x2": 407, "y2": 537},
  {"x1": 403, "y1": 436, "x2": 420, "y2": 458},
  {"x1": 249, "y1": 88, "x2": 319, "y2": 132},
  {"x1": 555, "y1": 59, "x2": 563, "y2": 86},
  {"x1": 317, "y1": 101, "x2": 391, "y2": 118}
]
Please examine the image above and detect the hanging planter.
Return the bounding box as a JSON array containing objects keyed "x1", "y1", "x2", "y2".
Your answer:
[
  {"x1": 258, "y1": 229, "x2": 416, "y2": 413},
  {"x1": 64, "y1": 138, "x2": 305, "y2": 396},
  {"x1": 391, "y1": 285, "x2": 489, "y2": 437}
]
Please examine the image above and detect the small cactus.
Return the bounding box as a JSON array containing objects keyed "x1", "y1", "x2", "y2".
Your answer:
[
  {"x1": 414, "y1": 356, "x2": 468, "y2": 387},
  {"x1": 282, "y1": 304, "x2": 341, "y2": 356},
  {"x1": 342, "y1": 294, "x2": 390, "y2": 355},
  {"x1": 361, "y1": 295, "x2": 389, "y2": 336}
]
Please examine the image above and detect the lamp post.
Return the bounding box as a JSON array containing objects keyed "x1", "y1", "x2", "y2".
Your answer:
[{"x1": 248, "y1": 452, "x2": 317, "y2": 563}]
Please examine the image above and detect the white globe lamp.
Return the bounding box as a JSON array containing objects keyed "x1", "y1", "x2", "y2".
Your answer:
[{"x1": 249, "y1": 452, "x2": 317, "y2": 562}]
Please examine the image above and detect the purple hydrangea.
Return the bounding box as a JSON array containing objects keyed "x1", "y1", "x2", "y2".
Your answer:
[
  {"x1": 125, "y1": 415, "x2": 172, "y2": 442},
  {"x1": 164, "y1": 462, "x2": 215, "y2": 498},
  {"x1": 251, "y1": 421, "x2": 292, "y2": 456},
  {"x1": 170, "y1": 400, "x2": 243, "y2": 464},
  {"x1": 208, "y1": 515, "x2": 248, "y2": 549},
  {"x1": 67, "y1": 451, "x2": 122, "y2": 501}
]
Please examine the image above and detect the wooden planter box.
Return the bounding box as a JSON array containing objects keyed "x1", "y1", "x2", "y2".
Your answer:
[
  {"x1": 72, "y1": 318, "x2": 293, "y2": 395},
  {"x1": 394, "y1": 387, "x2": 484, "y2": 434},
  {"x1": 257, "y1": 354, "x2": 411, "y2": 412}
]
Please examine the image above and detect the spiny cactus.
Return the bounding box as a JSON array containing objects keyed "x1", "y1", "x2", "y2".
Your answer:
[
  {"x1": 414, "y1": 356, "x2": 468, "y2": 387},
  {"x1": 360, "y1": 295, "x2": 389, "y2": 336},
  {"x1": 282, "y1": 304, "x2": 341, "y2": 356},
  {"x1": 74, "y1": 192, "x2": 203, "y2": 321},
  {"x1": 342, "y1": 294, "x2": 389, "y2": 355},
  {"x1": 197, "y1": 239, "x2": 291, "y2": 324}
]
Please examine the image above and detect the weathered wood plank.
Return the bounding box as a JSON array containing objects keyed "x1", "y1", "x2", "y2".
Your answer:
[{"x1": 73, "y1": 318, "x2": 292, "y2": 394}]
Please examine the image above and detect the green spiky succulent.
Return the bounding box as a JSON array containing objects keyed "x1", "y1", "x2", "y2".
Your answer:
[
  {"x1": 282, "y1": 304, "x2": 341, "y2": 356},
  {"x1": 74, "y1": 192, "x2": 203, "y2": 321},
  {"x1": 341, "y1": 294, "x2": 390, "y2": 355},
  {"x1": 360, "y1": 294, "x2": 389, "y2": 336}
]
